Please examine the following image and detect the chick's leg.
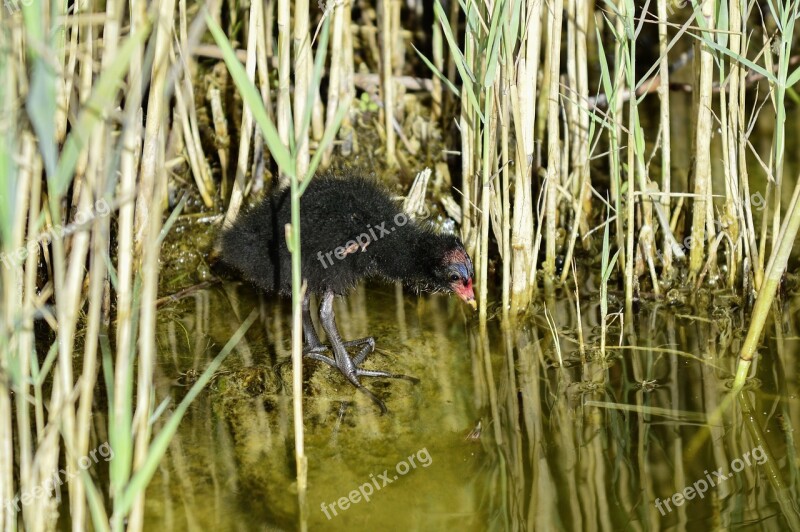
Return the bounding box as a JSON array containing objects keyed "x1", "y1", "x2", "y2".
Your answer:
[{"x1": 316, "y1": 291, "x2": 418, "y2": 411}]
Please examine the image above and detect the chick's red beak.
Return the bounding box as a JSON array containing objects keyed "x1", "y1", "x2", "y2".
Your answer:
[{"x1": 454, "y1": 278, "x2": 477, "y2": 310}]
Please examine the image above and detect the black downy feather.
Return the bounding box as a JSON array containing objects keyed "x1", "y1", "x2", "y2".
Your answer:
[{"x1": 219, "y1": 175, "x2": 473, "y2": 298}]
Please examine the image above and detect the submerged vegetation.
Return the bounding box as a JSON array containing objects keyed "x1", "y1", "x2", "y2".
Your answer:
[{"x1": 0, "y1": 0, "x2": 799, "y2": 529}]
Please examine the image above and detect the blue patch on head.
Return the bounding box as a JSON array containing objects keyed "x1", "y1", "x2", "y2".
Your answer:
[{"x1": 454, "y1": 263, "x2": 470, "y2": 280}]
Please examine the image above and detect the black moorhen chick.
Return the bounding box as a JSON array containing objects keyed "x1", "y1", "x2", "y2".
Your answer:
[{"x1": 219, "y1": 174, "x2": 476, "y2": 412}]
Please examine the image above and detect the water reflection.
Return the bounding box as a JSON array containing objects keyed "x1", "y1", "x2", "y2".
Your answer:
[
  {"x1": 144, "y1": 282, "x2": 800, "y2": 530},
  {"x1": 479, "y1": 289, "x2": 800, "y2": 530}
]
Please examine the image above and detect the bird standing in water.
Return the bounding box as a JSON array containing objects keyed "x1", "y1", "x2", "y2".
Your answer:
[{"x1": 219, "y1": 175, "x2": 475, "y2": 412}]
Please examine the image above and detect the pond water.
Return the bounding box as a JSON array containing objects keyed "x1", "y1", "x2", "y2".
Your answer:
[{"x1": 142, "y1": 278, "x2": 800, "y2": 530}]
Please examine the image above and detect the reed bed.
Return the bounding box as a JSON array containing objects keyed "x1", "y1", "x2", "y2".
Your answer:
[{"x1": 0, "y1": 0, "x2": 798, "y2": 529}]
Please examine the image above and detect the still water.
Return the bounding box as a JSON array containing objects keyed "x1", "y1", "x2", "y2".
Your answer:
[{"x1": 143, "y1": 278, "x2": 800, "y2": 531}]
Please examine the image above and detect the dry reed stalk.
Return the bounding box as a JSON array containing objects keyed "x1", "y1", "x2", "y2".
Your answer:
[
  {"x1": 73, "y1": 169, "x2": 108, "y2": 531},
  {"x1": 575, "y1": 0, "x2": 591, "y2": 234},
  {"x1": 381, "y1": 0, "x2": 397, "y2": 166},
  {"x1": 323, "y1": 0, "x2": 346, "y2": 167},
  {"x1": 294, "y1": 0, "x2": 311, "y2": 179},
  {"x1": 340, "y1": 3, "x2": 355, "y2": 153},
  {"x1": 390, "y1": 0, "x2": 404, "y2": 76},
  {"x1": 223, "y1": 0, "x2": 259, "y2": 228},
  {"x1": 129, "y1": 173, "x2": 167, "y2": 530},
  {"x1": 110, "y1": 8, "x2": 145, "y2": 529},
  {"x1": 19, "y1": 143, "x2": 43, "y2": 528},
  {"x1": 543, "y1": 0, "x2": 563, "y2": 290},
  {"x1": 128, "y1": 0, "x2": 176, "y2": 526},
  {"x1": 135, "y1": 5, "x2": 171, "y2": 249},
  {"x1": 254, "y1": 4, "x2": 272, "y2": 198},
  {"x1": 716, "y1": 2, "x2": 740, "y2": 289},
  {"x1": 59, "y1": 4, "x2": 80, "y2": 143},
  {"x1": 509, "y1": 81, "x2": 534, "y2": 312},
  {"x1": 432, "y1": 17, "x2": 443, "y2": 121},
  {"x1": 566, "y1": 0, "x2": 579, "y2": 186},
  {"x1": 71, "y1": 3, "x2": 94, "y2": 189},
  {"x1": 255, "y1": 2, "x2": 275, "y2": 197},
  {"x1": 510, "y1": 0, "x2": 541, "y2": 313},
  {"x1": 390, "y1": 0, "x2": 404, "y2": 132},
  {"x1": 311, "y1": 63, "x2": 325, "y2": 148},
  {"x1": 559, "y1": 0, "x2": 591, "y2": 286},
  {"x1": 277, "y1": 0, "x2": 292, "y2": 186},
  {"x1": 265, "y1": 0, "x2": 275, "y2": 59},
  {"x1": 688, "y1": 0, "x2": 715, "y2": 281},
  {"x1": 656, "y1": 0, "x2": 673, "y2": 277},
  {"x1": 207, "y1": 86, "x2": 230, "y2": 195},
  {"x1": 501, "y1": 66, "x2": 511, "y2": 317},
  {"x1": 460, "y1": 10, "x2": 475, "y2": 243},
  {"x1": 631, "y1": 6, "x2": 658, "y2": 296},
  {"x1": 535, "y1": 4, "x2": 549, "y2": 144},
  {"x1": 49, "y1": 148, "x2": 95, "y2": 531},
  {"x1": 1, "y1": 134, "x2": 31, "y2": 530},
  {"x1": 737, "y1": 6, "x2": 760, "y2": 291},
  {"x1": 258, "y1": 1, "x2": 273, "y2": 126},
  {"x1": 478, "y1": 85, "x2": 495, "y2": 322},
  {"x1": 11, "y1": 136, "x2": 35, "y2": 529}
]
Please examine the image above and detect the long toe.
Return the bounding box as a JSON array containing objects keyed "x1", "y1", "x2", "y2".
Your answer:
[
  {"x1": 302, "y1": 351, "x2": 337, "y2": 368},
  {"x1": 342, "y1": 336, "x2": 375, "y2": 350},
  {"x1": 355, "y1": 385, "x2": 388, "y2": 414},
  {"x1": 303, "y1": 344, "x2": 330, "y2": 354},
  {"x1": 352, "y1": 341, "x2": 376, "y2": 366},
  {"x1": 356, "y1": 368, "x2": 420, "y2": 384}
]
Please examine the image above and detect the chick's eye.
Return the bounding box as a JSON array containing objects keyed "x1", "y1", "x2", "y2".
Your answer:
[{"x1": 450, "y1": 274, "x2": 460, "y2": 282}]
